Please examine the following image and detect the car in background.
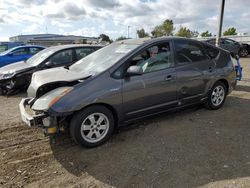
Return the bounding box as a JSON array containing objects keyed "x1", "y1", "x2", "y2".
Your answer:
[
  {"x1": 19, "y1": 37, "x2": 237, "y2": 148},
  {"x1": 0, "y1": 42, "x2": 25, "y2": 53},
  {"x1": 0, "y1": 44, "x2": 102, "y2": 94},
  {"x1": 205, "y1": 38, "x2": 248, "y2": 57},
  {"x1": 0, "y1": 45, "x2": 45, "y2": 68}
]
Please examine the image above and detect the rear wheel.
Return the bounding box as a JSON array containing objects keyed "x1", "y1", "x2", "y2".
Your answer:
[
  {"x1": 239, "y1": 48, "x2": 248, "y2": 57},
  {"x1": 205, "y1": 81, "x2": 227, "y2": 110},
  {"x1": 70, "y1": 105, "x2": 115, "y2": 148}
]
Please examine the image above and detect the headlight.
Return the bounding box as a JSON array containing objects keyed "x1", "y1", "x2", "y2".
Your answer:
[
  {"x1": 0, "y1": 72, "x2": 15, "y2": 80},
  {"x1": 32, "y1": 87, "x2": 73, "y2": 111}
]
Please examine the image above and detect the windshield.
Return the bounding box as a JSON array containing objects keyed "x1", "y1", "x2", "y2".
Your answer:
[
  {"x1": 26, "y1": 48, "x2": 57, "y2": 66},
  {"x1": 70, "y1": 43, "x2": 139, "y2": 73}
]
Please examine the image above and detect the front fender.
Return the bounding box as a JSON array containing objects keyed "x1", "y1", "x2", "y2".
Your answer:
[{"x1": 47, "y1": 72, "x2": 123, "y2": 118}]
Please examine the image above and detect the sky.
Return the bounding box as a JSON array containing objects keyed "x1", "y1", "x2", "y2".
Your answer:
[{"x1": 0, "y1": 0, "x2": 249, "y2": 41}]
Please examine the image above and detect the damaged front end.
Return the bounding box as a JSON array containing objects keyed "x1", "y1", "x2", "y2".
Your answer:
[{"x1": 19, "y1": 87, "x2": 73, "y2": 136}]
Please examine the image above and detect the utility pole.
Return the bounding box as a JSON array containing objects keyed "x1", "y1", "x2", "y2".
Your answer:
[
  {"x1": 127, "y1": 26, "x2": 130, "y2": 38},
  {"x1": 216, "y1": 0, "x2": 225, "y2": 47}
]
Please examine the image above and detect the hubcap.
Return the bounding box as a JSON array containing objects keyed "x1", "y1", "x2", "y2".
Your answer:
[
  {"x1": 80, "y1": 113, "x2": 109, "y2": 143},
  {"x1": 211, "y1": 85, "x2": 225, "y2": 106}
]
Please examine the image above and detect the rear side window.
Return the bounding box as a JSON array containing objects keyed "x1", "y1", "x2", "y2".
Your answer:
[
  {"x1": 75, "y1": 48, "x2": 95, "y2": 60},
  {"x1": 174, "y1": 40, "x2": 209, "y2": 63},
  {"x1": 203, "y1": 44, "x2": 220, "y2": 59},
  {"x1": 29, "y1": 47, "x2": 43, "y2": 55}
]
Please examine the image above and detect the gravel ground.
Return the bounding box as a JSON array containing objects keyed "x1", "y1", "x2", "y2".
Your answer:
[{"x1": 0, "y1": 58, "x2": 250, "y2": 188}]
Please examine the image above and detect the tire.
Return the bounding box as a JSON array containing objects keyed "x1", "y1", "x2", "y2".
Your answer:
[
  {"x1": 205, "y1": 81, "x2": 227, "y2": 110},
  {"x1": 70, "y1": 105, "x2": 115, "y2": 148},
  {"x1": 239, "y1": 48, "x2": 248, "y2": 57}
]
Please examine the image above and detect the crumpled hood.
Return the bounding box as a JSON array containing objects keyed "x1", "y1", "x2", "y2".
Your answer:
[
  {"x1": 0, "y1": 61, "x2": 33, "y2": 73},
  {"x1": 28, "y1": 67, "x2": 92, "y2": 97}
]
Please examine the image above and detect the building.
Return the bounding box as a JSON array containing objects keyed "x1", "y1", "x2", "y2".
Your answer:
[{"x1": 9, "y1": 34, "x2": 98, "y2": 46}]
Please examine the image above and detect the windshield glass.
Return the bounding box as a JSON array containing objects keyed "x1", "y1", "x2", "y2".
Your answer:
[
  {"x1": 70, "y1": 43, "x2": 139, "y2": 73},
  {"x1": 26, "y1": 48, "x2": 57, "y2": 66}
]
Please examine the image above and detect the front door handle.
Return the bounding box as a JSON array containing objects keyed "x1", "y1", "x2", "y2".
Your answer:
[{"x1": 165, "y1": 75, "x2": 173, "y2": 81}]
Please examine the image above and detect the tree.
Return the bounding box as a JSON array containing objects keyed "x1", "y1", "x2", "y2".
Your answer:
[
  {"x1": 191, "y1": 30, "x2": 199, "y2": 38},
  {"x1": 151, "y1": 19, "x2": 174, "y2": 37},
  {"x1": 137, "y1": 28, "x2": 149, "y2": 38},
  {"x1": 223, "y1": 27, "x2": 237, "y2": 36},
  {"x1": 175, "y1": 27, "x2": 192, "y2": 38},
  {"x1": 116, "y1": 36, "x2": 127, "y2": 41},
  {"x1": 201, "y1": 30, "x2": 212, "y2": 37},
  {"x1": 98, "y1": 34, "x2": 111, "y2": 43}
]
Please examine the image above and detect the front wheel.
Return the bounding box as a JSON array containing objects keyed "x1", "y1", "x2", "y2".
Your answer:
[
  {"x1": 205, "y1": 81, "x2": 227, "y2": 110},
  {"x1": 70, "y1": 105, "x2": 115, "y2": 148}
]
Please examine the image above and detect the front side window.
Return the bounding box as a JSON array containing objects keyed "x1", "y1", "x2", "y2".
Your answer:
[
  {"x1": 12, "y1": 48, "x2": 28, "y2": 56},
  {"x1": 75, "y1": 48, "x2": 95, "y2": 60},
  {"x1": 174, "y1": 40, "x2": 208, "y2": 63},
  {"x1": 49, "y1": 49, "x2": 73, "y2": 65},
  {"x1": 130, "y1": 43, "x2": 173, "y2": 73}
]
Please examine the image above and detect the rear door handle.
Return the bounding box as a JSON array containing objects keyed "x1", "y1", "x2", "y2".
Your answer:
[{"x1": 165, "y1": 75, "x2": 173, "y2": 81}]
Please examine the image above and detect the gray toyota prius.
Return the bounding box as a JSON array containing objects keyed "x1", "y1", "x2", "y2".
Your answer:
[{"x1": 19, "y1": 37, "x2": 237, "y2": 147}]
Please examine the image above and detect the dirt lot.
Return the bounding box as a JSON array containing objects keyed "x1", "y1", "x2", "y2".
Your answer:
[{"x1": 0, "y1": 58, "x2": 250, "y2": 188}]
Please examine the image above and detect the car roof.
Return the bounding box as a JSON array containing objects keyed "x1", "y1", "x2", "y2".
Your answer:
[
  {"x1": 10, "y1": 45, "x2": 45, "y2": 50},
  {"x1": 46, "y1": 44, "x2": 104, "y2": 51},
  {"x1": 115, "y1": 36, "x2": 205, "y2": 46}
]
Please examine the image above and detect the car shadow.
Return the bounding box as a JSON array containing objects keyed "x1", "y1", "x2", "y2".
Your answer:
[
  {"x1": 235, "y1": 85, "x2": 250, "y2": 92},
  {"x1": 50, "y1": 96, "x2": 250, "y2": 188}
]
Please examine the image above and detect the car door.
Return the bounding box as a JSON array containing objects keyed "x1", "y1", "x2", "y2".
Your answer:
[
  {"x1": 173, "y1": 39, "x2": 216, "y2": 105},
  {"x1": 122, "y1": 41, "x2": 177, "y2": 120},
  {"x1": 9, "y1": 47, "x2": 30, "y2": 63}
]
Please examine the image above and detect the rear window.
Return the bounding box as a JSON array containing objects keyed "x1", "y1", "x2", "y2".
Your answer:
[{"x1": 203, "y1": 44, "x2": 220, "y2": 59}]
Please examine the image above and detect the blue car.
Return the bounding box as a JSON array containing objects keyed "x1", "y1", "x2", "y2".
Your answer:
[{"x1": 0, "y1": 45, "x2": 45, "y2": 68}]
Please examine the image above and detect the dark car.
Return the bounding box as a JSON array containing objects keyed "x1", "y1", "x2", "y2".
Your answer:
[
  {"x1": 0, "y1": 42, "x2": 25, "y2": 53},
  {"x1": 19, "y1": 37, "x2": 237, "y2": 148},
  {"x1": 0, "y1": 44, "x2": 102, "y2": 94},
  {"x1": 205, "y1": 38, "x2": 247, "y2": 56},
  {"x1": 0, "y1": 45, "x2": 45, "y2": 68}
]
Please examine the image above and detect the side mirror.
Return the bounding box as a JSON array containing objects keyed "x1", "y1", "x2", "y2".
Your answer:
[
  {"x1": 126, "y1": 65, "x2": 143, "y2": 76},
  {"x1": 45, "y1": 61, "x2": 54, "y2": 67},
  {"x1": 8, "y1": 52, "x2": 14, "y2": 56}
]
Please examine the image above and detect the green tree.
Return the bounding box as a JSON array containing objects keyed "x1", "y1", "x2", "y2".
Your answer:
[
  {"x1": 175, "y1": 27, "x2": 192, "y2": 38},
  {"x1": 223, "y1": 27, "x2": 237, "y2": 36},
  {"x1": 137, "y1": 28, "x2": 149, "y2": 38},
  {"x1": 116, "y1": 36, "x2": 127, "y2": 41},
  {"x1": 191, "y1": 30, "x2": 199, "y2": 38},
  {"x1": 98, "y1": 34, "x2": 111, "y2": 43},
  {"x1": 201, "y1": 30, "x2": 212, "y2": 37},
  {"x1": 151, "y1": 19, "x2": 174, "y2": 37}
]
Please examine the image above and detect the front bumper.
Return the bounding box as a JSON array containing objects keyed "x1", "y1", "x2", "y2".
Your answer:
[{"x1": 19, "y1": 98, "x2": 47, "y2": 127}]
